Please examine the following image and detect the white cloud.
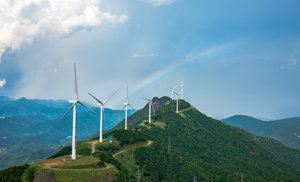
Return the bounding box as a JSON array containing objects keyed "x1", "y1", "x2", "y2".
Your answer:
[
  {"x1": 0, "y1": 0, "x2": 128, "y2": 62},
  {"x1": 0, "y1": 78, "x2": 6, "y2": 88},
  {"x1": 144, "y1": 0, "x2": 175, "y2": 6}
]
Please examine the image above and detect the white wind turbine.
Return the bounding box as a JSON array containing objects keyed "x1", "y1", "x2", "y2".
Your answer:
[
  {"x1": 122, "y1": 87, "x2": 134, "y2": 130},
  {"x1": 170, "y1": 87, "x2": 176, "y2": 100},
  {"x1": 144, "y1": 97, "x2": 156, "y2": 123},
  {"x1": 174, "y1": 92, "x2": 180, "y2": 113},
  {"x1": 180, "y1": 80, "x2": 184, "y2": 99},
  {"x1": 57, "y1": 64, "x2": 97, "y2": 160},
  {"x1": 88, "y1": 91, "x2": 117, "y2": 143}
]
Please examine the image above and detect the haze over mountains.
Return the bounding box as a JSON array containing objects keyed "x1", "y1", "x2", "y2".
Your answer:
[
  {"x1": 223, "y1": 115, "x2": 300, "y2": 150},
  {"x1": 0, "y1": 96, "x2": 135, "y2": 170}
]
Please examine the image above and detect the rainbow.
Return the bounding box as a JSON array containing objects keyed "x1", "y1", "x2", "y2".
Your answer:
[{"x1": 129, "y1": 39, "x2": 244, "y2": 96}]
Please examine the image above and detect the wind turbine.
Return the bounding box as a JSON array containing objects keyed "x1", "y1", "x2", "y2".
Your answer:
[
  {"x1": 122, "y1": 87, "x2": 134, "y2": 130},
  {"x1": 170, "y1": 87, "x2": 176, "y2": 100},
  {"x1": 144, "y1": 97, "x2": 155, "y2": 123},
  {"x1": 180, "y1": 80, "x2": 184, "y2": 99},
  {"x1": 174, "y1": 92, "x2": 179, "y2": 113},
  {"x1": 88, "y1": 91, "x2": 117, "y2": 143},
  {"x1": 57, "y1": 64, "x2": 97, "y2": 160}
]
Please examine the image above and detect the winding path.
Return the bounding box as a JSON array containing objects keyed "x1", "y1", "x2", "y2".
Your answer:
[
  {"x1": 40, "y1": 140, "x2": 152, "y2": 170},
  {"x1": 91, "y1": 141, "x2": 98, "y2": 153},
  {"x1": 113, "y1": 140, "x2": 153, "y2": 157}
]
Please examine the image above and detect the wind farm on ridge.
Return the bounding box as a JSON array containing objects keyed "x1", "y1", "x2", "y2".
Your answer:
[{"x1": 57, "y1": 64, "x2": 185, "y2": 161}]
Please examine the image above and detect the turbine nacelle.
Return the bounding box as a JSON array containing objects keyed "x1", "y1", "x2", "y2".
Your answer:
[
  {"x1": 88, "y1": 91, "x2": 116, "y2": 143},
  {"x1": 68, "y1": 99, "x2": 78, "y2": 104}
]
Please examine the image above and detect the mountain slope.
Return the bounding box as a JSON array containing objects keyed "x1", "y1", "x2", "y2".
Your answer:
[
  {"x1": 112, "y1": 96, "x2": 171, "y2": 130},
  {"x1": 0, "y1": 97, "x2": 135, "y2": 170},
  {"x1": 230, "y1": 126, "x2": 300, "y2": 170},
  {"x1": 223, "y1": 115, "x2": 300, "y2": 149},
  {"x1": 129, "y1": 100, "x2": 300, "y2": 181}
]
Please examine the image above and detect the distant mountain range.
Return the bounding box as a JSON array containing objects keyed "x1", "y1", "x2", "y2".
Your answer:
[
  {"x1": 223, "y1": 115, "x2": 300, "y2": 150},
  {"x1": 0, "y1": 96, "x2": 135, "y2": 170}
]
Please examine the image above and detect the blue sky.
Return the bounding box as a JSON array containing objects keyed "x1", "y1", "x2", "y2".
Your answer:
[{"x1": 0, "y1": 0, "x2": 300, "y2": 119}]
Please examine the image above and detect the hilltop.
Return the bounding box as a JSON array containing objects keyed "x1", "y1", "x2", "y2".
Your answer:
[{"x1": 2, "y1": 97, "x2": 300, "y2": 181}]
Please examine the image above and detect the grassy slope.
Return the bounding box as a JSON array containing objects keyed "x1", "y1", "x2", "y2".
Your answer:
[{"x1": 54, "y1": 167, "x2": 118, "y2": 182}]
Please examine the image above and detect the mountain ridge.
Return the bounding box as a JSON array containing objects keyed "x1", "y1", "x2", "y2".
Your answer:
[{"x1": 223, "y1": 115, "x2": 300, "y2": 149}]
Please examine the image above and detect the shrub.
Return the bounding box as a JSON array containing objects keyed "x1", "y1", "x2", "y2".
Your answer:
[
  {"x1": 77, "y1": 147, "x2": 91, "y2": 155},
  {"x1": 48, "y1": 146, "x2": 72, "y2": 159},
  {"x1": 0, "y1": 164, "x2": 29, "y2": 182},
  {"x1": 96, "y1": 143, "x2": 120, "y2": 153},
  {"x1": 112, "y1": 129, "x2": 146, "y2": 146}
]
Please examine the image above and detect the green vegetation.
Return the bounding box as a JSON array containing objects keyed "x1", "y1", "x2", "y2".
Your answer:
[
  {"x1": 131, "y1": 99, "x2": 300, "y2": 181},
  {"x1": 3, "y1": 97, "x2": 300, "y2": 181},
  {"x1": 21, "y1": 163, "x2": 50, "y2": 182},
  {"x1": 51, "y1": 156, "x2": 100, "y2": 169},
  {"x1": 223, "y1": 115, "x2": 300, "y2": 150},
  {"x1": 49, "y1": 142, "x2": 92, "y2": 159},
  {"x1": 54, "y1": 167, "x2": 118, "y2": 182},
  {"x1": 112, "y1": 96, "x2": 171, "y2": 130},
  {"x1": 0, "y1": 164, "x2": 29, "y2": 182},
  {"x1": 231, "y1": 126, "x2": 300, "y2": 170},
  {"x1": 48, "y1": 146, "x2": 72, "y2": 158},
  {"x1": 111, "y1": 129, "x2": 146, "y2": 145},
  {"x1": 77, "y1": 147, "x2": 91, "y2": 155}
]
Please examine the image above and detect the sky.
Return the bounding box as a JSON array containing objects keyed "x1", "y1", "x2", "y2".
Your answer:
[{"x1": 0, "y1": 0, "x2": 300, "y2": 119}]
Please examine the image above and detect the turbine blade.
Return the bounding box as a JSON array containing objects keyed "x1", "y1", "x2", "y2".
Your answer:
[
  {"x1": 57, "y1": 103, "x2": 76, "y2": 124},
  {"x1": 144, "y1": 98, "x2": 151, "y2": 102},
  {"x1": 128, "y1": 104, "x2": 135, "y2": 110},
  {"x1": 151, "y1": 103, "x2": 156, "y2": 113},
  {"x1": 74, "y1": 64, "x2": 78, "y2": 99},
  {"x1": 127, "y1": 86, "x2": 128, "y2": 102},
  {"x1": 121, "y1": 104, "x2": 126, "y2": 110},
  {"x1": 104, "y1": 90, "x2": 117, "y2": 105},
  {"x1": 78, "y1": 101, "x2": 97, "y2": 115},
  {"x1": 88, "y1": 92, "x2": 103, "y2": 105}
]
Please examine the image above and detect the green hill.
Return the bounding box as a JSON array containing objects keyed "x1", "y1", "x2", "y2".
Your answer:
[
  {"x1": 223, "y1": 115, "x2": 300, "y2": 149},
  {"x1": 112, "y1": 96, "x2": 171, "y2": 130},
  {"x1": 2, "y1": 97, "x2": 300, "y2": 181}
]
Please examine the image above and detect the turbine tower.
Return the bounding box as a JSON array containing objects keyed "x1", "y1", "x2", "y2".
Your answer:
[
  {"x1": 174, "y1": 92, "x2": 179, "y2": 113},
  {"x1": 136, "y1": 167, "x2": 141, "y2": 182},
  {"x1": 57, "y1": 64, "x2": 97, "y2": 160},
  {"x1": 122, "y1": 87, "x2": 134, "y2": 130},
  {"x1": 170, "y1": 87, "x2": 176, "y2": 100},
  {"x1": 180, "y1": 80, "x2": 184, "y2": 99},
  {"x1": 88, "y1": 91, "x2": 117, "y2": 143},
  {"x1": 144, "y1": 97, "x2": 155, "y2": 123}
]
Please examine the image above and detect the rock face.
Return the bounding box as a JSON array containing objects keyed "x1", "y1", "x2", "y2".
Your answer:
[{"x1": 33, "y1": 171, "x2": 56, "y2": 182}]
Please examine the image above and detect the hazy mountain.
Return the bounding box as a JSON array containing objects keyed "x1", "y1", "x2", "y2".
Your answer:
[
  {"x1": 223, "y1": 115, "x2": 300, "y2": 149},
  {"x1": 0, "y1": 96, "x2": 135, "y2": 170}
]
